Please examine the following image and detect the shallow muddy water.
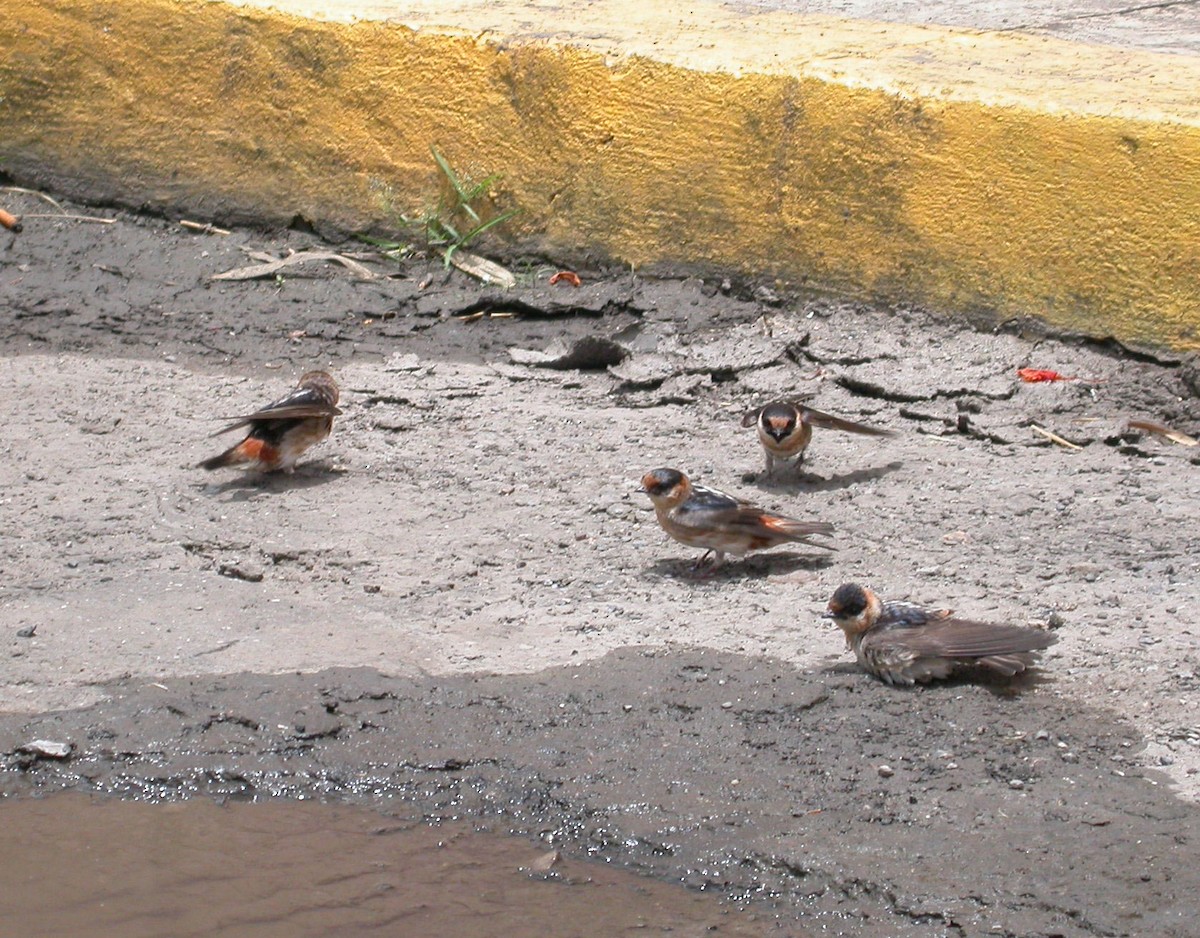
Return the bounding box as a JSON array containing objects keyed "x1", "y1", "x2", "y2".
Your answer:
[{"x1": 0, "y1": 793, "x2": 780, "y2": 937}]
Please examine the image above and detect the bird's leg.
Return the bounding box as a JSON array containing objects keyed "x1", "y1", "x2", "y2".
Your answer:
[{"x1": 690, "y1": 550, "x2": 726, "y2": 579}]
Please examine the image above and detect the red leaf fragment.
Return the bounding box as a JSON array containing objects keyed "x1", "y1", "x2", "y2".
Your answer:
[{"x1": 1018, "y1": 368, "x2": 1074, "y2": 383}]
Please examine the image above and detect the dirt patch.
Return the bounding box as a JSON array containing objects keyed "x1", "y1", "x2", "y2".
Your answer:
[{"x1": 2, "y1": 190, "x2": 1200, "y2": 935}]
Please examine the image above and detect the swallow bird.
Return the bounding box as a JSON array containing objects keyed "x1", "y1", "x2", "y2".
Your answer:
[
  {"x1": 823, "y1": 583, "x2": 1056, "y2": 686},
  {"x1": 639, "y1": 467, "x2": 835, "y2": 571},
  {"x1": 200, "y1": 370, "x2": 341, "y2": 473},
  {"x1": 742, "y1": 401, "x2": 892, "y2": 477}
]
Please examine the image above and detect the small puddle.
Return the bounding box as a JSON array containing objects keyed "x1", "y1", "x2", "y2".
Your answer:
[{"x1": 0, "y1": 793, "x2": 787, "y2": 937}]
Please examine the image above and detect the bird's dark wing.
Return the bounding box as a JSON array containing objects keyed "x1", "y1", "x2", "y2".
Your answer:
[
  {"x1": 800, "y1": 406, "x2": 893, "y2": 437},
  {"x1": 877, "y1": 601, "x2": 953, "y2": 629},
  {"x1": 869, "y1": 617, "x2": 1056, "y2": 659},
  {"x1": 670, "y1": 485, "x2": 745, "y2": 532},
  {"x1": 211, "y1": 386, "x2": 342, "y2": 436},
  {"x1": 677, "y1": 486, "x2": 835, "y2": 542}
]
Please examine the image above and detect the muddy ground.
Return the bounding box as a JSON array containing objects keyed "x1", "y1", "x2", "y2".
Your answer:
[{"x1": 2, "y1": 189, "x2": 1199, "y2": 936}]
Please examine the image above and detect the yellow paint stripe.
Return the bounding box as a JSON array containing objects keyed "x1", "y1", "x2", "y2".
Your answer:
[{"x1": 2, "y1": 0, "x2": 1198, "y2": 349}]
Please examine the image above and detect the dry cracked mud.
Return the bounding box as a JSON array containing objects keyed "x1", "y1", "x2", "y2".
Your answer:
[{"x1": 2, "y1": 189, "x2": 1200, "y2": 936}]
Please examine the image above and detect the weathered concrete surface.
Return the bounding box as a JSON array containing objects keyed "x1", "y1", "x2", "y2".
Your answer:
[
  {"x1": 2, "y1": 0, "x2": 1200, "y2": 349},
  {"x1": 734, "y1": 0, "x2": 1200, "y2": 55}
]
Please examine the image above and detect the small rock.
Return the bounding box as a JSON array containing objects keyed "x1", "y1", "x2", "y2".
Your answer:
[
  {"x1": 753, "y1": 285, "x2": 782, "y2": 306},
  {"x1": 19, "y1": 739, "x2": 73, "y2": 760},
  {"x1": 528, "y1": 848, "x2": 562, "y2": 874},
  {"x1": 16, "y1": 625, "x2": 36, "y2": 638},
  {"x1": 218, "y1": 560, "x2": 264, "y2": 583},
  {"x1": 878, "y1": 764, "x2": 895, "y2": 778},
  {"x1": 387, "y1": 352, "x2": 423, "y2": 371},
  {"x1": 1009, "y1": 779, "x2": 1025, "y2": 790},
  {"x1": 608, "y1": 353, "x2": 680, "y2": 387}
]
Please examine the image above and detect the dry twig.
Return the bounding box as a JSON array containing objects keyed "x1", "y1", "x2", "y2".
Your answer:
[
  {"x1": 180, "y1": 219, "x2": 232, "y2": 236},
  {"x1": 211, "y1": 250, "x2": 378, "y2": 281},
  {"x1": 21, "y1": 212, "x2": 116, "y2": 225},
  {"x1": 1030, "y1": 424, "x2": 1082, "y2": 450},
  {"x1": 1127, "y1": 419, "x2": 1198, "y2": 447}
]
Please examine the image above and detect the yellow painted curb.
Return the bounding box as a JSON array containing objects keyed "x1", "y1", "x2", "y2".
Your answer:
[{"x1": 3, "y1": 0, "x2": 1199, "y2": 349}]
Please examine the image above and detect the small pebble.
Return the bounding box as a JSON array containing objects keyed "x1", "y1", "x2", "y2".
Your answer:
[
  {"x1": 878, "y1": 764, "x2": 894, "y2": 778},
  {"x1": 218, "y1": 561, "x2": 264, "y2": 583},
  {"x1": 1009, "y1": 779, "x2": 1025, "y2": 790},
  {"x1": 19, "y1": 739, "x2": 73, "y2": 760},
  {"x1": 528, "y1": 849, "x2": 562, "y2": 874}
]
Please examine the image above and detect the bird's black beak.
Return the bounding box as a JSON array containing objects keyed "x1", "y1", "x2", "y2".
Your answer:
[{"x1": 820, "y1": 610, "x2": 836, "y2": 620}]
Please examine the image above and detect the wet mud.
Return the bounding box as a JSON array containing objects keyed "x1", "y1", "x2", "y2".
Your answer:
[{"x1": 2, "y1": 189, "x2": 1200, "y2": 936}]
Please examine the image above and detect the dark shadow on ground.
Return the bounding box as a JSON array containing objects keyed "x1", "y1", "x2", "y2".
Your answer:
[
  {"x1": 819, "y1": 659, "x2": 1056, "y2": 696},
  {"x1": 748, "y1": 461, "x2": 904, "y2": 493},
  {"x1": 197, "y1": 462, "x2": 345, "y2": 499},
  {"x1": 0, "y1": 649, "x2": 1193, "y2": 938},
  {"x1": 645, "y1": 550, "x2": 836, "y2": 581}
]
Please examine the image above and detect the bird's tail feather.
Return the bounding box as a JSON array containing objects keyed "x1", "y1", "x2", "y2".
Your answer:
[{"x1": 198, "y1": 438, "x2": 266, "y2": 470}]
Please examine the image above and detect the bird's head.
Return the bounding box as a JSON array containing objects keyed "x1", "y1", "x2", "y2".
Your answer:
[
  {"x1": 299, "y1": 370, "x2": 340, "y2": 406},
  {"x1": 823, "y1": 583, "x2": 881, "y2": 638},
  {"x1": 755, "y1": 402, "x2": 798, "y2": 443},
  {"x1": 639, "y1": 467, "x2": 690, "y2": 508}
]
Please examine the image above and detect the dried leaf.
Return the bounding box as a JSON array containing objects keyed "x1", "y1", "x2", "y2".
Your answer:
[
  {"x1": 1030, "y1": 424, "x2": 1083, "y2": 450},
  {"x1": 449, "y1": 249, "x2": 516, "y2": 288},
  {"x1": 1127, "y1": 419, "x2": 1199, "y2": 447}
]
